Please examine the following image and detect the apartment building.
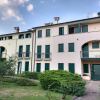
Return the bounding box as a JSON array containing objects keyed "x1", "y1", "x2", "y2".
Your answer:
[
  {"x1": 34, "y1": 17, "x2": 100, "y2": 80},
  {"x1": 0, "y1": 28, "x2": 35, "y2": 74},
  {"x1": 0, "y1": 17, "x2": 100, "y2": 80}
]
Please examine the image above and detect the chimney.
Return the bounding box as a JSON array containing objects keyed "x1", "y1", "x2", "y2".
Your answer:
[
  {"x1": 98, "y1": 12, "x2": 100, "y2": 17},
  {"x1": 14, "y1": 27, "x2": 20, "y2": 33}
]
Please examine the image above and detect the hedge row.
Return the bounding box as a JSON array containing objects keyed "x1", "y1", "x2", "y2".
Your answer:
[{"x1": 0, "y1": 76, "x2": 37, "y2": 86}]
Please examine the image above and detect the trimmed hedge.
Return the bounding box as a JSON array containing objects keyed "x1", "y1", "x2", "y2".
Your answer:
[
  {"x1": 18, "y1": 72, "x2": 40, "y2": 80},
  {"x1": 0, "y1": 76, "x2": 37, "y2": 86},
  {"x1": 39, "y1": 70, "x2": 86, "y2": 96}
]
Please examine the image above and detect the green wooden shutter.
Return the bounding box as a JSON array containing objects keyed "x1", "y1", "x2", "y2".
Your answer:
[
  {"x1": 83, "y1": 64, "x2": 89, "y2": 73},
  {"x1": 18, "y1": 45, "x2": 23, "y2": 57},
  {"x1": 26, "y1": 45, "x2": 30, "y2": 57},
  {"x1": 36, "y1": 63, "x2": 41, "y2": 72},
  {"x1": 59, "y1": 27, "x2": 64, "y2": 35},
  {"x1": 25, "y1": 61, "x2": 29, "y2": 71},
  {"x1": 46, "y1": 29, "x2": 50, "y2": 37},
  {"x1": 68, "y1": 43, "x2": 74, "y2": 52},
  {"x1": 69, "y1": 63, "x2": 75, "y2": 73},
  {"x1": 45, "y1": 45, "x2": 50, "y2": 58},
  {"x1": 38, "y1": 30, "x2": 42, "y2": 38},
  {"x1": 58, "y1": 44, "x2": 64, "y2": 52},
  {"x1": 58, "y1": 63, "x2": 64, "y2": 70},
  {"x1": 37, "y1": 46, "x2": 41, "y2": 58},
  {"x1": 45, "y1": 63, "x2": 50, "y2": 71},
  {"x1": 82, "y1": 25, "x2": 88, "y2": 32}
]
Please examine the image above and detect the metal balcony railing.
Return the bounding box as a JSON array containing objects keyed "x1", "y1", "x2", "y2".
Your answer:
[
  {"x1": 81, "y1": 51, "x2": 100, "y2": 58},
  {"x1": 35, "y1": 53, "x2": 52, "y2": 61},
  {"x1": 16, "y1": 52, "x2": 31, "y2": 59},
  {"x1": 0, "y1": 52, "x2": 7, "y2": 58}
]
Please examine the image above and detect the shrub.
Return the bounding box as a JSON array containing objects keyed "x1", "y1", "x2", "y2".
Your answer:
[
  {"x1": 16, "y1": 78, "x2": 37, "y2": 86},
  {"x1": 19, "y1": 72, "x2": 40, "y2": 80},
  {"x1": 60, "y1": 81, "x2": 86, "y2": 96},
  {"x1": 0, "y1": 76, "x2": 37, "y2": 86},
  {"x1": 39, "y1": 70, "x2": 85, "y2": 96}
]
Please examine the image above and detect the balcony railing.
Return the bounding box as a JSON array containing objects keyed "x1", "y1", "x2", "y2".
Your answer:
[
  {"x1": 81, "y1": 51, "x2": 100, "y2": 59},
  {"x1": 16, "y1": 52, "x2": 31, "y2": 59},
  {"x1": 0, "y1": 53, "x2": 7, "y2": 58},
  {"x1": 35, "y1": 53, "x2": 52, "y2": 61}
]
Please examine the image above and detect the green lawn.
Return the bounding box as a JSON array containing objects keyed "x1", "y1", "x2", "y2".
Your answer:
[{"x1": 0, "y1": 82, "x2": 72, "y2": 100}]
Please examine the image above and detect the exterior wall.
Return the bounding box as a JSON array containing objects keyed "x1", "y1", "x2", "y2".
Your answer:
[{"x1": 35, "y1": 22, "x2": 100, "y2": 76}]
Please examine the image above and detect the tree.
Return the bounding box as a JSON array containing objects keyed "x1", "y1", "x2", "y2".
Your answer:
[{"x1": 0, "y1": 57, "x2": 16, "y2": 76}]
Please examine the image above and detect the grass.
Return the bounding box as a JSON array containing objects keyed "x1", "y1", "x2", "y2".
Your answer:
[{"x1": 0, "y1": 82, "x2": 72, "y2": 100}]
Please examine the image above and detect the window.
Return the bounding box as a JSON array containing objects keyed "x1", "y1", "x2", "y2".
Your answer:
[
  {"x1": 46, "y1": 29, "x2": 50, "y2": 37},
  {"x1": 45, "y1": 45, "x2": 50, "y2": 58},
  {"x1": 68, "y1": 43, "x2": 74, "y2": 52},
  {"x1": 26, "y1": 45, "x2": 30, "y2": 57},
  {"x1": 68, "y1": 63, "x2": 75, "y2": 73},
  {"x1": 18, "y1": 45, "x2": 23, "y2": 57},
  {"x1": 74, "y1": 26, "x2": 81, "y2": 33},
  {"x1": 58, "y1": 43, "x2": 64, "y2": 52},
  {"x1": 92, "y1": 42, "x2": 99, "y2": 49},
  {"x1": 17, "y1": 62, "x2": 22, "y2": 74},
  {"x1": 37, "y1": 45, "x2": 42, "y2": 58},
  {"x1": 59, "y1": 27, "x2": 64, "y2": 35},
  {"x1": 25, "y1": 33, "x2": 31, "y2": 38},
  {"x1": 25, "y1": 61, "x2": 29, "y2": 71},
  {"x1": 36, "y1": 63, "x2": 41, "y2": 72},
  {"x1": 19, "y1": 34, "x2": 24, "y2": 39},
  {"x1": 83, "y1": 64, "x2": 89, "y2": 73},
  {"x1": 45, "y1": 63, "x2": 50, "y2": 71},
  {"x1": 38, "y1": 30, "x2": 42, "y2": 38},
  {"x1": 82, "y1": 25, "x2": 88, "y2": 32},
  {"x1": 8, "y1": 36, "x2": 12, "y2": 39},
  {"x1": 58, "y1": 63, "x2": 64, "y2": 70}
]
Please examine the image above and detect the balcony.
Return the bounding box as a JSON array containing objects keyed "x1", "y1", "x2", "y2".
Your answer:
[
  {"x1": 16, "y1": 52, "x2": 31, "y2": 59},
  {"x1": 35, "y1": 53, "x2": 52, "y2": 61},
  {"x1": 81, "y1": 51, "x2": 100, "y2": 61}
]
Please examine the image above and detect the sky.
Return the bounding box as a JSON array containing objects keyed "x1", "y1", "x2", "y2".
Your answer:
[{"x1": 0, "y1": 0, "x2": 100, "y2": 34}]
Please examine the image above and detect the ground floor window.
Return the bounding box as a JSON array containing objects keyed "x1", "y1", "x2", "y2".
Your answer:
[
  {"x1": 83, "y1": 64, "x2": 89, "y2": 73},
  {"x1": 58, "y1": 63, "x2": 64, "y2": 70},
  {"x1": 17, "y1": 62, "x2": 22, "y2": 74},
  {"x1": 36, "y1": 63, "x2": 41, "y2": 72},
  {"x1": 25, "y1": 61, "x2": 29, "y2": 71},
  {"x1": 68, "y1": 63, "x2": 75, "y2": 73},
  {"x1": 45, "y1": 63, "x2": 50, "y2": 71}
]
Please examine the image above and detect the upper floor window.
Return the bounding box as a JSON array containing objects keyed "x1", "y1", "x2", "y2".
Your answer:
[
  {"x1": 19, "y1": 34, "x2": 24, "y2": 39},
  {"x1": 8, "y1": 36, "x2": 12, "y2": 39},
  {"x1": 82, "y1": 25, "x2": 88, "y2": 32},
  {"x1": 38, "y1": 30, "x2": 42, "y2": 38},
  {"x1": 92, "y1": 41, "x2": 99, "y2": 49},
  {"x1": 68, "y1": 43, "x2": 74, "y2": 52},
  {"x1": 46, "y1": 29, "x2": 50, "y2": 37},
  {"x1": 59, "y1": 27, "x2": 64, "y2": 35},
  {"x1": 58, "y1": 43, "x2": 64, "y2": 52},
  {"x1": 25, "y1": 33, "x2": 31, "y2": 38}
]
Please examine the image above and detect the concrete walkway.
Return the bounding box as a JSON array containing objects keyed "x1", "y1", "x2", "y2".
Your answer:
[{"x1": 75, "y1": 81, "x2": 100, "y2": 100}]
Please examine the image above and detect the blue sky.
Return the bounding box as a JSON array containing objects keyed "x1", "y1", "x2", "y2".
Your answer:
[{"x1": 0, "y1": 0, "x2": 100, "y2": 34}]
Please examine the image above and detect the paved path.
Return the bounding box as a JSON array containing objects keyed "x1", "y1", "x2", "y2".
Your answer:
[{"x1": 75, "y1": 81, "x2": 100, "y2": 100}]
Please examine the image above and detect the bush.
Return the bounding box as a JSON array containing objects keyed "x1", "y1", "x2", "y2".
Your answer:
[
  {"x1": 16, "y1": 78, "x2": 37, "y2": 86},
  {"x1": 19, "y1": 72, "x2": 40, "y2": 80},
  {"x1": 60, "y1": 81, "x2": 86, "y2": 96},
  {"x1": 0, "y1": 76, "x2": 37, "y2": 86},
  {"x1": 39, "y1": 70, "x2": 85, "y2": 96}
]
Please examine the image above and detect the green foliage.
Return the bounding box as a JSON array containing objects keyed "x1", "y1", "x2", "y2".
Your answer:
[
  {"x1": 16, "y1": 78, "x2": 37, "y2": 86},
  {"x1": 39, "y1": 70, "x2": 85, "y2": 97},
  {"x1": 0, "y1": 77, "x2": 37, "y2": 86},
  {"x1": 0, "y1": 57, "x2": 16, "y2": 76},
  {"x1": 19, "y1": 72, "x2": 40, "y2": 80},
  {"x1": 60, "y1": 81, "x2": 86, "y2": 96}
]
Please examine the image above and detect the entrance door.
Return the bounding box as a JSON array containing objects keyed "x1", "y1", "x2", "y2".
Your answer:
[
  {"x1": 82, "y1": 43, "x2": 89, "y2": 58},
  {"x1": 91, "y1": 64, "x2": 100, "y2": 80}
]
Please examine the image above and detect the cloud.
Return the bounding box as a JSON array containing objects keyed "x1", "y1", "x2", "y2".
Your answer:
[
  {"x1": 27, "y1": 3, "x2": 34, "y2": 12},
  {"x1": 91, "y1": 12, "x2": 98, "y2": 17},
  {"x1": 0, "y1": 0, "x2": 34, "y2": 23}
]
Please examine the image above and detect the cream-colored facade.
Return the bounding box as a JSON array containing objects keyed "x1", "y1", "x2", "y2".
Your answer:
[{"x1": 1, "y1": 17, "x2": 100, "y2": 80}]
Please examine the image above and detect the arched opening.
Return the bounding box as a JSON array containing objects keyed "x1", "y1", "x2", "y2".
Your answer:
[{"x1": 0, "y1": 46, "x2": 6, "y2": 58}]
